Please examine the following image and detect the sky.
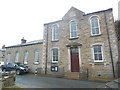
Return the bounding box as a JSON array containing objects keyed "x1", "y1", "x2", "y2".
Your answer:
[{"x1": 0, "y1": 0, "x2": 119, "y2": 48}]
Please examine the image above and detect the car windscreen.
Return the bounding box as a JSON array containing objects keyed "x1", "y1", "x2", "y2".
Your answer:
[{"x1": 16, "y1": 63, "x2": 25, "y2": 67}]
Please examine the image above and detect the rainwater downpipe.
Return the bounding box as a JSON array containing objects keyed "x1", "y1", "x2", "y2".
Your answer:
[
  {"x1": 45, "y1": 25, "x2": 48, "y2": 74},
  {"x1": 104, "y1": 11, "x2": 115, "y2": 78}
]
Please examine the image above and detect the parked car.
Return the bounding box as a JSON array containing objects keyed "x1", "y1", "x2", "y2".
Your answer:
[
  {"x1": 0, "y1": 61, "x2": 4, "y2": 67},
  {"x1": 1, "y1": 62, "x2": 30, "y2": 75}
]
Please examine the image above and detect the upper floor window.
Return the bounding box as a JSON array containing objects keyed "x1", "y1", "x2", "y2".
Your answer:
[
  {"x1": 90, "y1": 16, "x2": 101, "y2": 36},
  {"x1": 92, "y1": 45, "x2": 103, "y2": 62},
  {"x1": 24, "y1": 51, "x2": 29, "y2": 64},
  {"x1": 15, "y1": 51, "x2": 19, "y2": 62},
  {"x1": 34, "y1": 49, "x2": 40, "y2": 64},
  {"x1": 52, "y1": 24, "x2": 59, "y2": 41},
  {"x1": 52, "y1": 48, "x2": 58, "y2": 63},
  {"x1": 70, "y1": 21, "x2": 77, "y2": 38}
]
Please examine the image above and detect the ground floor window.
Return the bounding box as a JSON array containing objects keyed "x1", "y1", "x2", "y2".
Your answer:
[
  {"x1": 34, "y1": 49, "x2": 40, "y2": 64},
  {"x1": 52, "y1": 48, "x2": 58, "y2": 63},
  {"x1": 93, "y1": 45, "x2": 103, "y2": 62},
  {"x1": 15, "y1": 51, "x2": 19, "y2": 62},
  {"x1": 24, "y1": 51, "x2": 29, "y2": 64}
]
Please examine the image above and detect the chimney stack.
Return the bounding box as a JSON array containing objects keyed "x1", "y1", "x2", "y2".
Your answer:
[{"x1": 21, "y1": 37, "x2": 26, "y2": 44}]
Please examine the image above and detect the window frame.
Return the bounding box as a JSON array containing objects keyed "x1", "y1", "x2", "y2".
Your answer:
[
  {"x1": 34, "y1": 49, "x2": 40, "y2": 64},
  {"x1": 52, "y1": 24, "x2": 59, "y2": 41},
  {"x1": 92, "y1": 45, "x2": 104, "y2": 62},
  {"x1": 7, "y1": 53, "x2": 11, "y2": 63},
  {"x1": 15, "y1": 51, "x2": 19, "y2": 62},
  {"x1": 90, "y1": 16, "x2": 101, "y2": 36},
  {"x1": 70, "y1": 21, "x2": 78, "y2": 38},
  {"x1": 51, "y1": 48, "x2": 59, "y2": 63},
  {"x1": 24, "y1": 51, "x2": 29, "y2": 64}
]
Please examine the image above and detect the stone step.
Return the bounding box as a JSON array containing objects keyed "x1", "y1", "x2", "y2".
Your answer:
[{"x1": 64, "y1": 72, "x2": 80, "y2": 79}]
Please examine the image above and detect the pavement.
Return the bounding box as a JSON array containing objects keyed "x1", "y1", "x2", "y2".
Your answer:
[{"x1": 15, "y1": 74, "x2": 106, "y2": 88}]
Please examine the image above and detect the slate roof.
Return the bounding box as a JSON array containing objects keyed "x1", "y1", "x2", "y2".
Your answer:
[
  {"x1": 44, "y1": 7, "x2": 112, "y2": 25},
  {"x1": 5, "y1": 39, "x2": 43, "y2": 48}
]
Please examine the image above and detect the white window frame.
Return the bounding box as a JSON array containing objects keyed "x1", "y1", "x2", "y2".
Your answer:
[
  {"x1": 7, "y1": 53, "x2": 11, "y2": 63},
  {"x1": 15, "y1": 51, "x2": 19, "y2": 62},
  {"x1": 34, "y1": 49, "x2": 40, "y2": 64},
  {"x1": 52, "y1": 24, "x2": 59, "y2": 41},
  {"x1": 70, "y1": 21, "x2": 78, "y2": 38},
  {"x1": 92, "y1": 45, "x2": 104, "y2": 62},
  {"x1": 90, "y1": 16, "x2": 101, "y2": 36},
  {"x1": 24, "y1": 51, "x2": 29, "y2": 64},
  {"x1": 51, "y1": 48, "x2": 59, "y2": 63}
]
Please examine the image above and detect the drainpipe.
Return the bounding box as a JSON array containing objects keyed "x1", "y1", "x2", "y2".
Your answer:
[
  {"x1": 104, "y1": 11, "x2": 115, "y2": 78},
  {"x1": 45, "y1": 25, "x2": 48, "y2": 74}
]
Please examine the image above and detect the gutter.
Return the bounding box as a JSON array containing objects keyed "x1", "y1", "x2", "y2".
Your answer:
[{"x1": 104, "y1": 11, "x2": 115, "y2": 78}]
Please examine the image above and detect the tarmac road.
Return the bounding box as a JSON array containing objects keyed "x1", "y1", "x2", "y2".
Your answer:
[{"x1": 15, "y1": 74, "x2": 106, "y2": 88}]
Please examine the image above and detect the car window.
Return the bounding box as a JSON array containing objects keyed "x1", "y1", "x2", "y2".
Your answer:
[{"x1": 8, "y1": 63, "x2": 15, "y2": 67}]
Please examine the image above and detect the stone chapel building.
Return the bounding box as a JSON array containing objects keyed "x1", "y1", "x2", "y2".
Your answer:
[{"x1": 1, "y1": 7, "x2": 118, "y2": 80}]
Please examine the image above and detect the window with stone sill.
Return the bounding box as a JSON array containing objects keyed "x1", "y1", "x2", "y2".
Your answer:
[
  {"x1": 15, "y1": 51, "x2": 19, "y2": 62},
  {"x1": 24, "y1": 51, "x2": 29, "y2": 64},
  {"x1": 52, "y1": 48, "x2": 58, "y2": 63},
  {"x1": 70, "y1": 21, "x2": 78, "y2": 38},
  {"x1": 92, "y1": 45, "x2": 104, "y2": 62},
  {"x1": 7, "y1": 53, "x2": 11, "y2": 63},
  {"x1": 34, "y1": 49, "x2": 40, "y2": 64}
]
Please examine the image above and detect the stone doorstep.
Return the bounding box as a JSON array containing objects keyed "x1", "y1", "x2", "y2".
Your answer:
[{"x1": 64, "y1": 73, "x2": 80, "y2": 79}]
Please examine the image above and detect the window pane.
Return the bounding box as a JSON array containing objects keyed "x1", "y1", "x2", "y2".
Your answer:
[
  {"x1": 70, "y1": 21, "x2": 77, "y2": 37},
  {"x1": 91, "y1": 17, "x2": 100, "y2": 35},
  {"x1": 94, "y1": 54, "x2": 98, "y2": 60},
  {"x1": 94, "y1": 46, "x2": 97, "y2": 53},
  {"x1": 52, "y1": 49, "x2": 58, "y2": 62},
  {"x1": 93, "y1": 45, "x2": 103, "y2": 61},
  {"x1": 35, "y1": 50, "x2": 40, "y2": 62},
  {"x1": 95, "y1": 28, "x2": 99, "y2": 34},
  {"x1": 97, "y1": 46, "x2": 101, "y2": 52},
  {"x1": 53, "y1": 25, "x2": 58, "y2": 40},
  {"x1": 15, "y1": 52, "x2": 19, "y2": 62},
  {"x1": 98, "y1": 54, "x2": 102, "y2": 60}
]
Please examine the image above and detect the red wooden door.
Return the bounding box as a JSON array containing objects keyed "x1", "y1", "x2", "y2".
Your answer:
[{"x1": 71, "y1": 47, "x2": 79, "y2": 72}]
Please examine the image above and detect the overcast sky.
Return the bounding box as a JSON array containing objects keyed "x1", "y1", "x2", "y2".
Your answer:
[{"x1": 0, "y1": 0, "x2": 119, "y2": 48}]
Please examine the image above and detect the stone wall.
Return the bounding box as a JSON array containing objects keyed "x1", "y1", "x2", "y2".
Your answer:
[
  {"x1": 1, "y1": 71, "x2": 16, "y2": 88},
  {"x1": 44, "y1": 7, "x2": 118, "y2": 79},
  {"x1": 4, "y1": 43, "x2": 43, "y2": 73}
]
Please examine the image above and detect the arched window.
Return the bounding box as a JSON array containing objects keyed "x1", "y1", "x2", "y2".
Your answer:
[
  {"x1": 34, "y1": 49, "x2": 40, "y2": 64},
  {"x1": 70, "y1": 21, "x2": 77, "y2": 38},
  {"x1": 24, "y1": 51, "x2": 29, "y2": 64},
  {"x1": 52, "y1": 24, "x2": 59, "y2": 41},
  {"x1": 15, "y1": 51, "x2": 19, "y2": 62},
  {"x1": 90, "y1": 16, "x2": 101, "y2": 35},
  {"x1": 7, "y1": 53, "x2": 11, "y2": 63}
]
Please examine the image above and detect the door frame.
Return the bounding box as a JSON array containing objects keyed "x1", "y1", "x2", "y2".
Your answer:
[{"x1": 67, "y1": 46, "x2": 81, "y2": 72}]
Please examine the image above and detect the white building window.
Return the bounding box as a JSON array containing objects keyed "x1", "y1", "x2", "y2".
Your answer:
[
  {"x1": 15, "y1": 51, "x2": 19, "y2": 62},
  {"x1": 7, "y1": 53, "x2": 11, "y2": 63},
  {"x1": 93, "y1": 45, "x2": 103, "y2": 62},
  {"x1": 52, "y1": 24, "x2": 59, "y2": 41},
  {"x1": 52, "y1": 48, "x2": 58, "y2": 63},
  {"x1": 90, "y1": 16, "x2": 101, "y2": 36},
  {"x1": 34, "y1": 49, "x2": 40, "y2": 64},
  {"x1": 24, "y1": 51, "x2": 29, "y2": 64},
  {"x1": 70, "y1": 21, "x2": 77, "y2": 38}
]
